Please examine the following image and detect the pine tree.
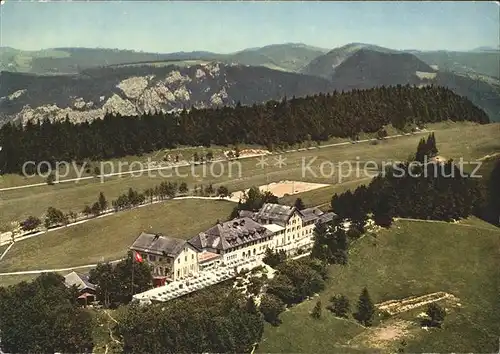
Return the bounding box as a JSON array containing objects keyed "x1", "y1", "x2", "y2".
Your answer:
[
  {"x1": 294, "y1": 198, "x2": 305, "y2": 210},
  {"x1": 425, "y1": 303, "x2": 446, "y2": 328},
  {"x1": 328, "y1": 294, "x2": 350, "y2": 318},
  {"x1": 355, "y1": 287, "x2": 375, "y2": 326},
  {"x1": 415, "y1": 137, "x2": 427, "y2": 162},
  {"x1": 427, "y1": 133, "x2": 438, "y2": 157},
  {"x1": 98, "y1": 192, "x2": 108, "y2": 211}
]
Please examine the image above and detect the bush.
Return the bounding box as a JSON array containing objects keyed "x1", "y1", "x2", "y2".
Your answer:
[
  {"x1": 247, "y1": 277, "x2": 264, "y2": 296},
  {"x1": 46, "y1": 173, "x2": 55, "y2": 185},
  {"x1": 311, "y1": 300, "x2": 322, "y2": 319},
  {"x1": 260, "y1": 294, "x2": 285, "y2": 326},
  {"x1": 422, "y1": 303, "x2": 446, "y2": 328},
  {"x1": 262, "y1": 248, "x2": 287, "y2": 268},
  {"x1": 328, "y1": 294, "x2": 350, "y2": 318},
  {"x1": 20, "y1": 216, "x2": 42, "y2": 232}
]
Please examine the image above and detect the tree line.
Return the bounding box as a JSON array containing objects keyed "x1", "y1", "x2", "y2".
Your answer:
[
  {"x1": 331, "y1": 135, "x2": 486, "y2": 226},
  {"x1": 19, "y1": 180, "x2": 233, "y2": 233},
  {"x1": 0, "y1": 85, "x2": 489, "y2": 174}
]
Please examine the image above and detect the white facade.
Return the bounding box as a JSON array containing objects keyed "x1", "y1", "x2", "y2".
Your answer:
[
  {"x1": 221, "y1": 233, "x2": 274, "y2": 264},
  {"x1": 133, "y1": 205, "x2": 332, "y2": 285},
  {"x1": 258, "y1": 209, "x2": 317, "y2": 255},
  {"x1": 173, "y1": 244, "x2": 199, "y2": 281}
]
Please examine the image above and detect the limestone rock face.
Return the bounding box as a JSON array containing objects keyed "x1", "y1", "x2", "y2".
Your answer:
[{"x1": 0, "y1": 62, "x2": 336, "y2": 125}]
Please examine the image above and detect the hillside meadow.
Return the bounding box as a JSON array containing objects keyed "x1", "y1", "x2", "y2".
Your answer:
[
  {"x1": 0, "y1": 122, "x2": 498, "y2": 227},
  {"x1": 258, "y1": 219, "x2": 500, "y2": 353},
  {"x1": 0, "y1": 199, "x2": 234, "y2": 274}
]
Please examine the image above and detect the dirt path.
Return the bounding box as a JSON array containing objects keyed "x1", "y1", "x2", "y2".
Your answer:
[{"x1": 395, "y1": 218, "x2": 500, "y2": 232}]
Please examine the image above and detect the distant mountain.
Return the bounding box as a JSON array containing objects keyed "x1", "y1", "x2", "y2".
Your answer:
[
  {"x1": 329, "y1": 49, "x2": 436, "y2": 89},
  {"x1": 1, "y1": 43, "x2": 499, "y2": 125},
  {"x1": 300, "y1": 43, "x2": 399, "y2": 78},
  {"x1": 230, "y1": 43, "x2": 328, "y2": 72},
  {"x1": 411, "y1": 51, "x2": 500, "y2": 78},
  {"x1": 0, "y1": 44, "x2": 327, "y2": 75},
  {"x1": 0, "y1": 63, "x2": 333, "y2": 126},
  {"x1": 315, "y1": 48, "x2": 500, "y2": 122},
  {"x1": 470, "y1": 46, "x2": 500, "y2": 52}
]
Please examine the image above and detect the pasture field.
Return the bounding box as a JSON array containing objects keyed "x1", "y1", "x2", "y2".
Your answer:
[
  {"x1": 0, "y1": 199, "x2": 234, "y2": 273},
  {"x1": 1, "y1": 122, "x2": 498, "y2": 227},
  {"x1": 258, "y1": 219, "x2": 500, "y2": 353}
]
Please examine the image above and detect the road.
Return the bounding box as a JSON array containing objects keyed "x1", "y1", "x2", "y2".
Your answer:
[
  {"x1": 0, "y1": 195, "x2": 236, "y2": 247},
  {"x1": 0, "y1": 216, "x2": 496, "y2": 277},
  {"x1": 0, "y1": 131, "x2": 428, "y2": 192},
  {"x1": 0, "y1": 259, "x2": 124, "y2": 276},
  {"x1": 0, "y1": 131, "x2": 430, "y2": 246}
]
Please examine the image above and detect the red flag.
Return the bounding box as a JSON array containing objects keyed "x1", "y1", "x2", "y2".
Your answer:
[{"x1": 134, "y1": 251, "x2": 143, "y2": 263}]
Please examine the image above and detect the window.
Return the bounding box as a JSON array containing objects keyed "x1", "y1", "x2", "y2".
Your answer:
[
  {"x1": 177, "y1": 270, "x2": 180, "y2": 277},
  {"x1": 149, "y1": 255, "x2": 156, "y2": 262},
  {"x1": 192, "y1": 254, "x2": 194, "y2": 260},
  {"x1": 185, "y1": 256, "x2": 187, "y2": 262},
  {"x1": 178, "y1": 258, "x2": 180, "y2": 263}
]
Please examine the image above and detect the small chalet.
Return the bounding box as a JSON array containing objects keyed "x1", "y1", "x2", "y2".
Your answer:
[{"x1": 64, "y1": 271, "x2": 96, "y2": 306}]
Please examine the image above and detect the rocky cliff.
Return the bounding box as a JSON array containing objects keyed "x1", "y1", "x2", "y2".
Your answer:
[{"x1": 0, "y1": 62, "x2": 333, "y2": 125}]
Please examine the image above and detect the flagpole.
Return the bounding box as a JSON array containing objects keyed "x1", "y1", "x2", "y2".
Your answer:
[{"x1": 131, "y1": 254, "x2": 135, "y2": 299}]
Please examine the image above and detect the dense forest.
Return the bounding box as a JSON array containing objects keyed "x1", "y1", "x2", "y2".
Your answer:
[
  {"x1": 332, "y1": 161, "x2": 484, "y2": 225},
  {"x1": 0, "y1": 85, "x2": 489, "y2": 174},
  {"x1": 330, "y1": 136, "x2": 491, "y2": 226}
]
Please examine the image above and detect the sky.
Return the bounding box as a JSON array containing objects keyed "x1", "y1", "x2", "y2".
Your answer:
[{"x1": 0, "y1": 1, "x2": 499, "y2": 53}]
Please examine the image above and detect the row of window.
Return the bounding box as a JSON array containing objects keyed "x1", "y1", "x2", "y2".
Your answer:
[
  {"x1": 178, "y1": 253, "x2": 195, "y2": 263},
  {"x1": 176, "y1": 263, "x2": 196, "y2": 279}
]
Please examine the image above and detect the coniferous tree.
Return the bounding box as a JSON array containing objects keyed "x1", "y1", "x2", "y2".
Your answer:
[
  {"x1": 424, "y1": 303, "x2": 446, "y2": 328},
  {"x1": 0, "y1": 86, "x2": 489, "y2": 175},
  {"x1": 98, "y1": 192, "x2": 107, "y2": 211},
  {"x1": 354, "y1": 287, "x2": 375, "y2": 326},
  {"x1": 328, "y1": 294, "x2": 350, "y2": 318},
  {"x1": 294, "y1": 198, "x2": 305, "y2": 210},
  {"x1": 179, "y1": 182, "x2": 189, "y2": 195}
]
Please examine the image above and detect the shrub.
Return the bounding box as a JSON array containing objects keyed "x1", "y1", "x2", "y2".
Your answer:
[
  {"x1": 328, "y1": 294, "x2": 350, "y2": 318},
  {"x1": 311, "y1": 300, "x2": 322, "y2": 319}
]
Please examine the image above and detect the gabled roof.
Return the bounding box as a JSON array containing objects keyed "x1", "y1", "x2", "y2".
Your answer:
[
  {"x1": 130, "y1": 232, "x2": 187, "y2": 257},
  {"x1": 317, "y1": 212, "x2": 337, "y2": 224},
  {"x1": 254, "y1": 203, "x2": 296, "y2": 225},
  {"x1": 189, "y1": 217, "x2": 273, "y2": 252},
  {"x1": 64, "y1": 271, "x2": 96, "y2": 291},
  {"x1": 300, "y1": 207, "x2": 325, "y2": 222},
  {"x1": 238, "y1": 210, "x2": 256, "y2": 219}
]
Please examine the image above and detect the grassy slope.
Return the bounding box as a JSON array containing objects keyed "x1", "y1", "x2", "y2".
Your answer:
[
  {"x1": 0, "y1": 199, "x2": 234, "y2": 273},
  {"x1": 258, "y1": 220, "x2": 500, "y2": 353},
  {"x1": 0, "y1": 122, "x2": 498, "y2": 227}
]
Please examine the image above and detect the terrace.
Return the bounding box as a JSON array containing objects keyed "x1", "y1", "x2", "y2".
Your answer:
[{"x1": 133, "y1": 256, "x2": 262, "y2": 304}]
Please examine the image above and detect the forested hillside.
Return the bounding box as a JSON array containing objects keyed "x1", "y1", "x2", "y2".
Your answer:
[{"x1": 0, "y1": 85, "x2": 489, "y2": 174}]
